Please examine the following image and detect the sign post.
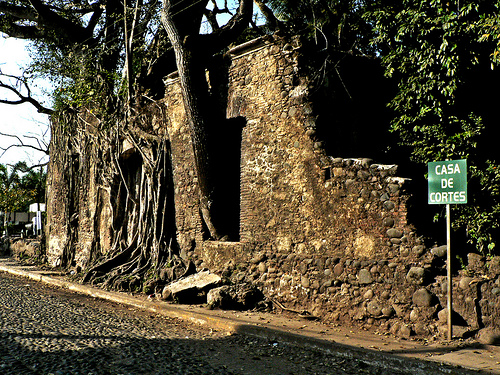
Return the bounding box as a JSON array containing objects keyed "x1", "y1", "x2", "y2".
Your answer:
[{"x1": 428, "y1": 159, "x2": 467, "y2": 341}]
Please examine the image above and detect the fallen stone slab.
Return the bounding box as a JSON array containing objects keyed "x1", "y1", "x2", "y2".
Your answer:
[{"x1": 162, "y1": 270, "x2": 222, "y2": 303}]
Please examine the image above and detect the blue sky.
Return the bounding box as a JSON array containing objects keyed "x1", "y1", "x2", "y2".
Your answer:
[{"x1": 0, "y1": 36, "x2": 50, "y2": 167}]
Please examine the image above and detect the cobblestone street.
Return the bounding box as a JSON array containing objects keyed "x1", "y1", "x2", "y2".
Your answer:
[{"x1": 0, "y1": 271, "x2": 484, "y2": 374}]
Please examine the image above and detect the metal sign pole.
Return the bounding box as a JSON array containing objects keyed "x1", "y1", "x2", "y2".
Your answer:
[{"x1": 446, "y1": 203, "x2": 452, "y2": 341}]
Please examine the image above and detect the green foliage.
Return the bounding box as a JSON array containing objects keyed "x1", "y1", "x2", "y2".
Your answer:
[
  {"x1": 19, "y1": 165, "x2": 46, "y2": 205},
  {"x1": 454, "y1": 161, "x2": 500, "y2": 254},
  {"x1": 0, "y1": 163, "x2": 45, "y2": 215},
  {"x1": 367, "y1": 0, "x2": 500, "y2": 254},
  {"x1": 369, "y1": 2, "x2": 484, "y2": 161},
  {"x1": 27, "y1": 41, "x2": 119, "y2": 112}
]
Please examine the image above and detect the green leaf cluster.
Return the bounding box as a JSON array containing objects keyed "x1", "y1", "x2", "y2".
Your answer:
[{"x1": 367, "y1": 0, "x2": 500, "y2": 254}]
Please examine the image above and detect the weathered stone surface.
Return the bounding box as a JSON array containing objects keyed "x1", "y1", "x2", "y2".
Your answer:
[
  {"x1": 488, "y1": 256, "x2": 500, "y2": 275},
  {"x1": 467, "y1": 253, "x2": 485, "y2": 271},
  {"x1": 412, "y1": 245, "x2": 425, "y2": 256},
  {"x1": 410, "y1": 309, "x2": 419, "y2": 321},
  {"x1": 476, "y1": 327, "x2": 500, "y2": 345},
  {"x1": 431, "y1": 245, "x2": 447, "y2": 257},
  {"x1": 382, "y1": 217, "x2": 395, "y2": 227},
  {"x1": 414, "y1": 322, "x2": 430, "y2": 336},
  {"x1": 379, "y1": 193, "x2": 390, "y2": 202},
  {"x1": 360, "y1": 158, "x2": 373, "y2": 168},
  {"x1": 258, "y1": 262, "x2": 267, "y2": 273},
  {"x1": 366, "y1": 300, "x2": 382, "y2": 316},
  {"x1": 358, "y1": 269, "x2": 373, "y2": 285},
  {"x1": 412, "y1": 288, "x2": 433, "y2": 307},
  {"x1": 301, "y1": 276, "x2": 310, "y2": 288},
  {"x1": 333, "y1": 263, "x2": 344, "y2": 276},
  {"x1": 357, "y1": 170, "x2": 371, "y2": 180},
  {"x1": 44, "y1": 34, "x2": 500, "y2": 341},
  {"x1": 387, "y1": 184, "x2": 400, "y2": 194},
  {"x1": 399, "y1": 324, "x2": 412, "y2": 338},
  {"x1": 406, "y1": 267, "x2": 426, "y2": 285},
  {"x1": 207, "y1": 283, "x2": 264, "y2": 310},
  {"x1": 459, "y1": 276, "x2": 473, "y2": 289},
  {"x1": 250, "y1": 252, "x2": 267, "y2": 264},
  {"x1": 381, "y1": 306, "x2": 394, "y2": 317},
  {"x1": 438, "y1": 324, "x2": 470, "y2": 339},
  {"x1": 437, "y1": 308, "x2": 452, "y2": 324},
  {"x1": 162, "y1": 271, "x2": 221, "y2": 302},
  {"x1": 383, "y1": 201, "x2": 396, "y2": 210},
  {"x1": 386, "y1": 228, "x2": 403, "y2": 238},
  {"x1": 381, "y1": 290, "x2": 391, "y2": 300}
]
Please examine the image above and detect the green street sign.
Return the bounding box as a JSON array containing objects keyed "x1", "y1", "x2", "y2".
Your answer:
[{"x1": 428, "y1": 159, "x2": 467, "y2": 205}]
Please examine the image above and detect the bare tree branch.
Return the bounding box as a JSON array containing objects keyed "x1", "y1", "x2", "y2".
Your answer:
[
  {"x1": 254, "y1": 0, "x2": 281, "y2": 31},
  {"x1": 204, "y1": 0, "x2": 234, "y2": 32},
  {"x1": 23, "y1": 133, "x2": 49, "y2": 149},
  {"x1": 198, "y1": 0, "x2": 253, "y2": 53},
  {"x1": 0, "y1": 131, "x2": 49, "y2": 170},
  {"x1": 0, "y1": 73, "x2": 53, "y2": 115},
  {"x1": 0, "y1": 131, "x2": 49, "y2": 156}
]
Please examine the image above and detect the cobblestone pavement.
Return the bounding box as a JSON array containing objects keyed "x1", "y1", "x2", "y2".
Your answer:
[{"x1": 0, "y1": 271, "x2": 482, "y2": 375}]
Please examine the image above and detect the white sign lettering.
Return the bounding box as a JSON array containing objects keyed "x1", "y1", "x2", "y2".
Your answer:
[
  {"x1": 435, "y1": 163, "x2": 461, "y2": 175},
  {"x1": 429, "y1": 191, "x2": 467, "y2": 203}
]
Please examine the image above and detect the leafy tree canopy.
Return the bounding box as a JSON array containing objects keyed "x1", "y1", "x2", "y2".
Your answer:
[{"x1": 366, "y1": 0, "x2": 500, "y2": 254}]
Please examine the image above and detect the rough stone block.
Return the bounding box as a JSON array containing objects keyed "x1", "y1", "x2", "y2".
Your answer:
[{"x1": 412, "y1": 288, "x2": 433, "y2": 307}]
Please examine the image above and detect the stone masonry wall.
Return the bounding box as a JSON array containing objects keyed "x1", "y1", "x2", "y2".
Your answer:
[
  {"x1": 162, "y1": 77, "x2": 204, "y2": 256},
  {"x1": 225, "y1": 36, "x2": 411, "y2": 258},
  {"x1": 46, "y1": 111, "x2": 105, "y2": 268},
  {"x1": 198, "y1": 35, "x2": 500, "y2": 340},
  {"x1": 46, "y1": 34, "x2": 500, "y2": 341}
]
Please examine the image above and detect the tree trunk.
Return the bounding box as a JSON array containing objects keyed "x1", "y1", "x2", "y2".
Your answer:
[
  {"x1": 161, "y1": 0, "x2": 221, "y2": 239},
  {"x1": 160, "y1": 0, "x2": 253, "y2": 240}
]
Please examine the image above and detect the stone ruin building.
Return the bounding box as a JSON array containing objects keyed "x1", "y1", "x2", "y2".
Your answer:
[{"x1": 45, "y1": 34, "x2": 500, "y2": 342}]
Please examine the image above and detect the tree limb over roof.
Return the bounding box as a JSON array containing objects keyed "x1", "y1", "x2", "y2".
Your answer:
[{"x1": 0, "y1": 0, "x2": 98, "y2": 45}]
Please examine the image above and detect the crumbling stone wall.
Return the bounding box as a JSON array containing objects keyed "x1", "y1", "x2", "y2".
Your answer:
[
  {"x1": 225, "y1": 36, "x2": 412, "y2": 257},
  {"x1": 46, "y1": 34, "x2": 500, "y2": 341},
  {"x1": 46, "y1": 110, "x2": 110, "y2": 269},
  {"x1": 196, "y1": 35, "x2": 500, "y2": 339},
  {"x1": 162, "y1": 76, "x2": 204, "y2": 256}
]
